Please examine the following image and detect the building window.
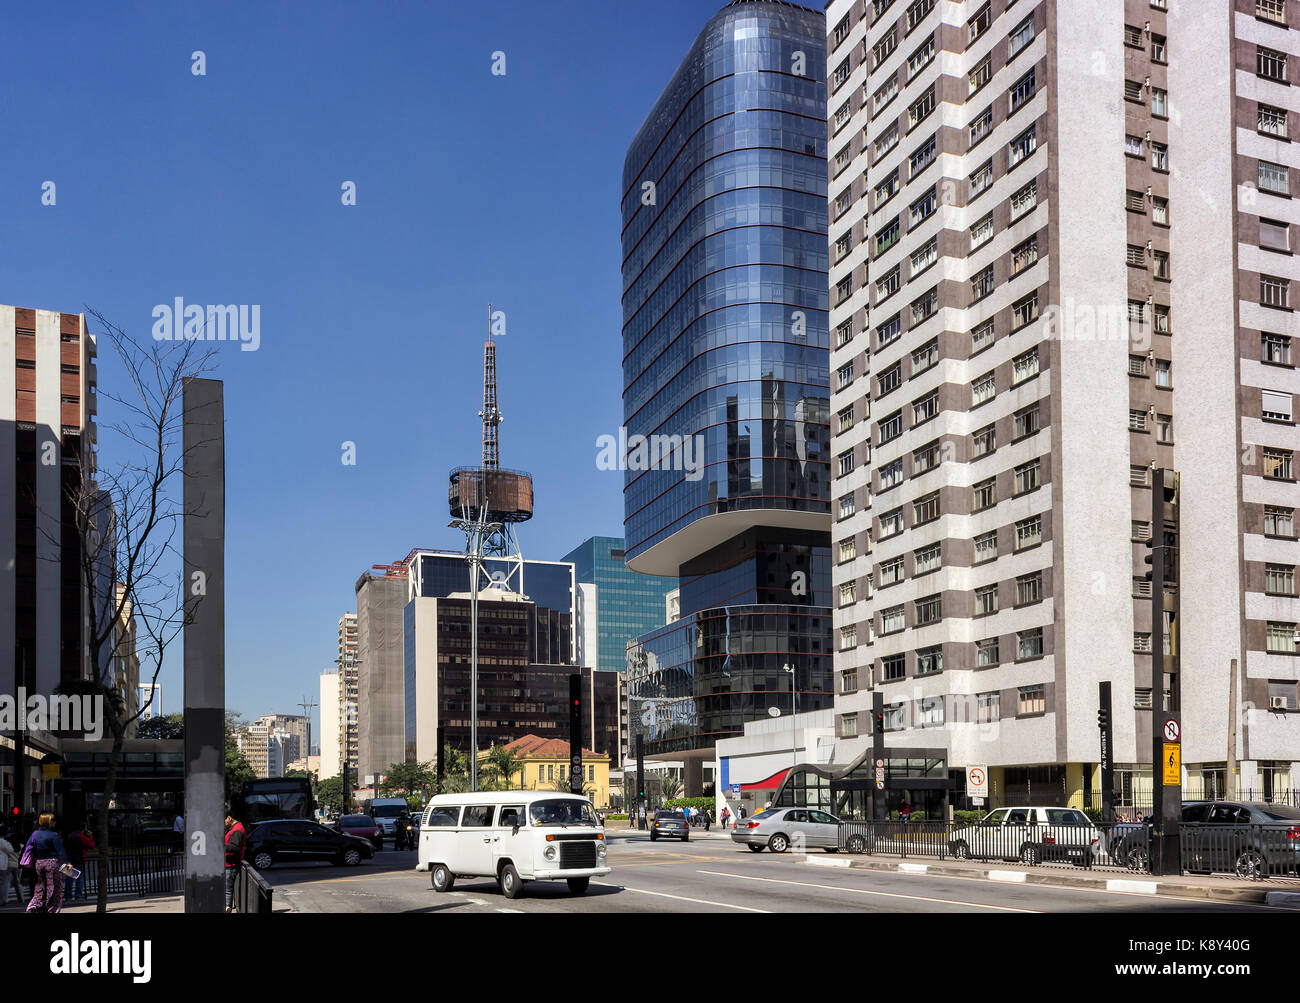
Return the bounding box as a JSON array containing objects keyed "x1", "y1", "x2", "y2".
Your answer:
[
  {"x1": 832, "y1": 13, "x2": 852, "y2": 48},
  {"x1": 975, "y1": 584, "x2": 998, "y2": 616},
  {"x1": 842, "y1": 668, "x2": 859, "y2": 694},
  {"x1": 881, "y1": 606, "x2": 906, "y2": 636},
  {"x1": 972, "y1": 371, "x2": 996, "y2": 406},
  {"x1": 1155, "y1": 359, "x2": 1172, "y2": 387},
  {"x1": 1258, "y1": 46, "x2": 1288, "y2": 83},
  {"x1": 912, "y1": 439, "x2": 940, "y2": 474},
  {"x1": 841, "y1": 713, "x2": 859, "y2": 738},
  {"x1": 1153, "y1": 250, "x2": 1170, "y2": 279},
  {"x1": 969, "y1": 54, "x2": 992, "y2": 97},
  {"x1": 881, "y1": 655, "x2": 905, "y2": 683},
  {"x1": 839, "y1": 493, "x2": 856, "y2": 520},
  {"x1": 1130, "y1": 464, "x2": 1150, "y2": 487},
  {"x1": 874, "y1": 76, "x2": 899, "y2": 116},
  {"x1": 837, "y1": 362, "x2": 855, "y2": 390},
  {"x1": 1124, "y1": 24, "x2": 1143, "y2": 47},
  {"x1": 977, "y1": 690, "x2": 1000, "y2": 718},
  {"x1": 838, "y1": 406, "x2": 856, "y2": 434},
  {"x1": 1126, "y1": 189, "x2": 1146, "y2": 214},
  {"x1": 835, "y1": 231, "x2": 853, "y2": 261},
  {"x1": 879, "y1": 458, "x2": 903, "y2": 491},
  {"x1": 1258, "y1": 0, "x2": 1287, "y2": 24},
  {"x1": 1134, "y1": 632, "x2": 1152, "y2": 653},
  {"x1": 1127, "y1": 243, "x2": 1146, "y2": 267},
  {"x1": 836, "y1": 319, "x2": 854, "y2": 348},
  {"x1": 1129, "y1": 409, "x2": 1148, "y2": 432},
  {"x1": 907, "y1": 35, "x2": 936, "y2": 79},
  {"x1": 973, "y1": 477, "x2": 996, "y2": 512},
  {"x1": 1265, "y1": 622, "x2": 1298, "y2": 653},
  {"x1": 1016, "y1": 572, "x2": 1043, "y2": 605},
  {"x1": 1260, "y1": 160, "x2": 1290, "y2": 195},
  {"x1": 1151, "y1": 143, "x2": 1169, "y2": 171},
  {"x1": 1010, "y1": 70, "x2": 1037, "y2": 113},
  {"x1": 1010, "y1": 235, "x2": 1038, "y2": 275},
  {"x1": 972, "y1": 423, "x2": 996, "y2": 458},
  {"x1": 880, "y1": 506, "x2": 905, "y2": 538},
  {"x1": 838, "y1": 450, "x2": 856, "y2": 477},
  {"x1": 971, "y1": 318, "x2": 995, "y2": 353},
  {"x1": 968, "y1": 3, "x2": 991, "y2": 45},
  {"x1": 1008, "y1": 125, "x2": 1037, "y2": 167},
  {"x1": 837, "y1": 275, "x2": 854, "y2": 304},
  {"x1": 874, "y1": 122, "x2": 899, "y2": 160},
  {"x1": 1008, "y1": 14, "x2": 1035, "y2": 58},
  {"x1": 1263, "y1": 389, "x2": 1294, "y2": 422},
  {"x1": 1125, "y1": 134, "x2": 1145, "y2": 158},
  {"x1": 1262, "y1": 219, "x2": 1291, "y2": 253},
  {"x1": 876, "y1": 313, "x2": 901, "y2": 348},
  {"x1": 1014, "y1": 402, "x2": 1040, "y2": 439},
  {"x1": 1263, "y1": 275, "x2": 1291, "y2": 309},
  {"x1": 910, "y1": 187, "x2": 937, "y2": 226},
  {"x1": 840, "y1": 625, "x2": 858, "y2": 650},
  {"x1": 911, "y1": 288, "x2": 938, "y2": 324},
  {"x1": 915, "y1": 594, "x2": 942, "y2": 626},
  {"x1": 1266, "y1": 564, "x2": 1297, "y2": 596},
  {"x1": 1129, "y1": 354, "x2": 1148, "y2": 377},
  {"x1": 1018, "y1": 684, "x2": 1046, "y2": 715},
  {"x1": 834, "y1": 101, "x2": 852, "y2": 135},
  {"x1": 911, "y1": 236, "x2": 937, "y2": 274},
  {"x1": 906, "y1": 0, "x2": 936, "y2": 33},
  {"x1": 1263, "y1": 447, "x2": 1294, "y2": 480},
  {"x1": 1268, "y1": 681, "x2": 1298, "y2": 711},
  {"x1": 914, "y1": 543, "x2": 941, "y2": 575},
  {"x1": 1152, "y1": 198, "x2": 1169, "y2": 226},
  {"x1": 908, "y1": 87, "x2": 936, "y2": 131},
  {"x1": 1014, "y1": 458, "x2": 1041, "y2": 495},
  {"x1": 970, "y1": 105, "x2": 994, "y2": 146},
  {"x1": 971, "y1": 265, "x2": 995, "y2": 302},
  {"x1": 918, "y1": 696, "x2": 944, "y2": 728},
  {"x1": 877, "y1": 266, "x2": 901, "y2": 300},
  {"x1": 910, "y1": 134, "x2": 937, "y2": 178},
  {"x1": 1011, "y1": 291, "x2": 1039, "y2": 329},
  {"x1": 974, "y1": 530, "x2": 997, "y2": 563},
  {"x1": 876, "y1": 219, "x2": 901, "y2": 256},
  {"x1": 839, "y1": 538, "x2": 857, "y2": 563},
  {"x1": 1263, "y1": 332, "x2": 1292, "y2": 366},
  {"x1": 916, "y1": 645, "x2": 943, "y2": 675},
  {"x1": 1151, "y1": 34, "x2": 1166, "y2": 63},
  {"x1": 911, "y1": 339, "x2": 939, "y2": 375},
  {"x1": 1259, "y1": 103, "x2": 1288, "y2": 139},
  {"x1": 879, "y1": 409, "x2": 903, "y2": 444},
  {"x1": 1151, "y1": 88, "x2": 1167, "y2": 118},
  {"x1": 1010, "y1": 178, "x2": 1037, "y2": 220},
  {"x1": 1012, "y1": 346, "x2": 1040, "y2": 384},
  {"x1": 1015, "y1": 515, "x2": 1042, "y2": 550},
  {"x1": 970, "y1": 213, "x2": 994, "y2": 250},
  {"x1": 969, "y1": 159, "x2": 993, "y2": 199},
  {"x1": 1153, "y1": 304, "x2": 1170, "y2": 332},
  {"x1": 913, "y1": 491, "x2": 940, "y2": 524},
  {"x1": 1132, "y1": 520, "x2": 1151, "y2": 542},
  {"x1": 875, "y1": 168, "x2": 900, "y2": 205},
  {"x1": 1156, "y1": 413, "x2": 1173, "y2": 444}
]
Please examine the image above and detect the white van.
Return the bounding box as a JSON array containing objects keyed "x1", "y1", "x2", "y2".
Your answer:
[{"x1": 416, "y1": 791, "x2": 611, "y2": 899}]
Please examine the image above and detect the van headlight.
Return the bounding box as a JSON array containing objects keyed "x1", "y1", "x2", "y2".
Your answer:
[
  {"x1": 597, "y1": 841, "x2": 607, "y2": 857},
  {"x1": 544, "y1": 845, "x2": 557, "y2": 861}
]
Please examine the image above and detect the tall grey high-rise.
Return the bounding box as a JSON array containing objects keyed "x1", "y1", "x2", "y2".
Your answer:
[
  {"x1": 621, "y1": 1, "x2": 834, "y2": 793},
  {"x1": 826, "y1": 0, "x2": 1299, "y2": 809}
]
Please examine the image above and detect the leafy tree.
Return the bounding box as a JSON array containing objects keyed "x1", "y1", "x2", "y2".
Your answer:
[
  {"x1": 480, "y1": 745, "x2": 524, "y2": 791},
  {"x1": 317, "y1": 776, "x2": 346, "y2": 814},
  {"x1": 283, "y1": 767, "x2": 317, "y2": 787},
  {"x1": 225, "y1": 712, "x2": 256, "y2": 805},
  {"x1": 135, "y1": 712, "x2": 184, "y2": 739},
  {"x1": 657, "y1": 771, "x2": 683, "y2": 802},
  {"x1": 379, "y1": 760, "x2": 434, "y2": 800},
  {"x1": 437, "y1": 744, "x2": 470, "y2": 794},
  {"x1": 551, "y1": 773, "x2": 596, "y2": 799}
]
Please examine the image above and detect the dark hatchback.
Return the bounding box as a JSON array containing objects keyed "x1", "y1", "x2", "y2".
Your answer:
[
  {"x1": 247, "y1": 819, "x2": 375, "y2": 870},
  {"x1": 336, "y1": 814, "x2": 384, "y2": 850}
]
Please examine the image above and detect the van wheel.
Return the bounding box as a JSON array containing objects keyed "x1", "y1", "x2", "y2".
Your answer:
[
  {"x1": 252, "y1": 851, "x2": 273, "y2": 870},
  {"x1": 499, "y1": 863, "x2": 523, "y2": 900},
  {"x1": 431, "y1": 863, "x2": 455, "y2": 892},
  {"x1": 566, "y1": 876, "x2": 590, "y2": 894}
]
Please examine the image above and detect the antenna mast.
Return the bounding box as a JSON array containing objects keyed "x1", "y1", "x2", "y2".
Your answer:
[{"x1": 480, "y1": 303, "x2": 501, "y2": 470}]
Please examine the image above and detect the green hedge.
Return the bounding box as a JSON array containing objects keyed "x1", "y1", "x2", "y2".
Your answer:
[
  {"x1": 664, "y1": 797, "x2": 714, "y2": 812},
  {"x1": 605, "y1": 813, "x2": 629, "y2": 821}
]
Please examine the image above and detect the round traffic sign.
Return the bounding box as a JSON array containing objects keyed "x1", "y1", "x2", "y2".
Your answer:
[
  {"x1": 1163, "y1": 719, "x2": 1180, "y2": 742},
  {"x1": 875, "y1": 758, "x2": 884, "y2": 768},
  {"x1": 875, "y1": 780, "x2": 884, "y2": 790},
  {"x1": 969, "y1": 767, "x2": 986, "y2": 787}
]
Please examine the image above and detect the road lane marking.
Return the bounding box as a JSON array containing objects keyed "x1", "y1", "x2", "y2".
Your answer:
[
  {"x1": 694, "y1": 870, "x2": 1042, "y2": 912},
  {"x1": 592, "y1": 881, "x2": 770, "y2": 912},
  {"x1": 497, "y1": 907, "x2": 524, "y2": 913}
]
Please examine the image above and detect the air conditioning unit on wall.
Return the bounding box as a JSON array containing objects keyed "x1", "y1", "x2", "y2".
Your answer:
[{"x1": 1270, "y1": 696, "x2": 1289, "y2": 710}]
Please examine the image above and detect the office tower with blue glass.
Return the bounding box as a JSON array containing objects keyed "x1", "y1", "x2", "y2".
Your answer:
[
  {"x1": 562, "y1": 536, "x2": 676, "y2": 677},
  {"x1": 621, "y1": 1, "x2": 832, "y2": 795}
]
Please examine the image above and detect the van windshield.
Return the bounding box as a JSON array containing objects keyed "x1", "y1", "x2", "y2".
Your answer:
[
  {"x1": 529, "y1": 799, "x2": 599, "y2": 827},
  {"x1": 371, "y1": 805, "x2": 406, "y2": 818}
]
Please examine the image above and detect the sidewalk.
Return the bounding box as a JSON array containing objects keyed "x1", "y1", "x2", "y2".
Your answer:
[
  {"x1": 0, "y1": 892, "x2": 184, "y2": 914},
  {"x1": 804, "y1": 852, "x2": 1300, "y2": 907}
]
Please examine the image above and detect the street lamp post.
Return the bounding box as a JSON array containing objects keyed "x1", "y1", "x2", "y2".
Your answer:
[{"x1": 783, "y1": 663, "x2": 796, "y2": 805}]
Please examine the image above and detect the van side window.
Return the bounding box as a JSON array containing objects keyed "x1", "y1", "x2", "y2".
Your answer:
[
  {"x1": 499, "y1": 806, "x2": 524, "y2": 828},
  {"x1": 426, "y1": 807, "x2": 461, "y2": 827},
  {"x1": 462, "y1": 805, "x2": 494, "y2": 827}
]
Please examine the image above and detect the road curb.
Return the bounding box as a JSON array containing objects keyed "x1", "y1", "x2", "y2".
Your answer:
[{"x1": 809, "y1": 855, "x2": 1281, "y2": 903}]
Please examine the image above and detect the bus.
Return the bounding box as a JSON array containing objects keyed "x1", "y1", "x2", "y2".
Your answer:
[{"x1": 234, "y1": 778, "x2": 315, "y2": 824}]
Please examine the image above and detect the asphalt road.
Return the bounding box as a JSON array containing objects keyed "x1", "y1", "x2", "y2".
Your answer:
[{"x1": 262, "y1": 833, "x2": 1286, "y2": 914}]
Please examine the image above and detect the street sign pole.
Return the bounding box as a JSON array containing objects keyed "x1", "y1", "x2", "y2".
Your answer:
[
  {"x1": 1147, "y1": 469, "x2": 1181, "y2": 876},
  {"x1": 871, "y1": 690, "x2": 886, "y2": 821},
  {"x1": 569, "y1": 674, "x2": 583, "y2": 796},
  {"x1": 635, "y1": 735, "x2": 646, "y2": 831},
  {"x1": 1098, "y1": 681, "x2": 1114, "y2": 824}
]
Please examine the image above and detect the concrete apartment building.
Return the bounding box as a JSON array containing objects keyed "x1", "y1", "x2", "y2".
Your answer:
[
  {"x1": 826, "y1": 0, "x2": 1299, "y2": 810},
  {"x1": 337, "y1": 611, "x2": 359, "y2": 774},
  {"x1": 319, "y1": 670, "x2": 340, "y2": 780},
  {"x1": 1, "y1": 305, "x2": 104, "y2": 814},
  {"x1": 355, "y1": 564, "x2": 409, "y2": 782}
]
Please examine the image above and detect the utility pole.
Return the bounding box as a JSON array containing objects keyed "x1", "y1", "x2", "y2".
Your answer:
[
  {"x1": 1143, "y1": 468, "x2": 1181, "y2": 875},
  {"x1": 297, "y1": 695, "x2": 317, "y2": 771},
  {"x1": 635, "y1": 735, "x2": 646, "y2": 831},
  {"x1": 1226, "y1": 658, "x2": 1238, "y2": 801},
  {"x1": 1098, "y1": 681, "x2": 1114, "y2": 824},
  {"x1": 872, "y1": 690, "x2": 886, "y2": 822}
]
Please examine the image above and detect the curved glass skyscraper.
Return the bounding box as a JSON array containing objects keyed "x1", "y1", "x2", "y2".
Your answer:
[{"x1": 621, "y1": 1, "x2": 832, "y2": 777}]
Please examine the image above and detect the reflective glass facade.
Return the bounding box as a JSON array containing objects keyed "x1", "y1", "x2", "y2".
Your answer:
[
  {"x1": 621, "y1": 0, "x2": 831, "y2": 564},
  {"x1": 621, "y1": 1, "x2": 832, "y2": 761},
  {"x1": 562, "y1": 536, "x2": 676, "y2": 675}
]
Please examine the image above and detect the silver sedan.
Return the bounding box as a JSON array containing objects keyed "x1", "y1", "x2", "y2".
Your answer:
[{"x1": 729, "y1": 807, "x2": 843, "y2": 853}]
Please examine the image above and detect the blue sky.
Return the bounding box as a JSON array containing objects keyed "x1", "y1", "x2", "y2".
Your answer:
[{"x1": 0, "y1": 0, "x2": 736, "y2": 736}]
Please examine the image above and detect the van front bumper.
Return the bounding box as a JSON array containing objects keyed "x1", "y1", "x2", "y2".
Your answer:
[{"x1": 531, "y1": 866, "x2": 612, "y2": 880}]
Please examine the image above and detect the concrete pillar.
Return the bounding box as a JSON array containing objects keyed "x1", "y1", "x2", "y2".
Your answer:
[
  {"x1": 684, "y1": 757, "x2": 703, "y2": 798},
  {"x1": 1065, "y1": 762, "x2": 1084, "y2": 808},
  {"x1": 1240, "y1": 760, "x2": 1259, "y2": 797},
  {"x1": 183, "y1": 379, "x2": 225, "y2": 914}
]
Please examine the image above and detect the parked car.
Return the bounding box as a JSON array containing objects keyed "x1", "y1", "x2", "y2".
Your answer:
[
  {"x1": 947, "y1": 807, "x2": 1100, "y2": 866},
  {"x1": 246, "y1": 819, "x2": 375, "y2": 870},
  {"x1": 649, "y1": 810, "x2": 689, "y2": 842},
  {"x1": 335, "y1": 814, "x2": 383, "y2": 850},
  {"x1": 417, "y1": 792, "x2": 610, "y2": 899},
  {"x1": 730, "y1": 807, "x2": 843, "y2": 853},
  {"x1": 1110, "y1": 802, "x2": 1300, "y2": 877}
]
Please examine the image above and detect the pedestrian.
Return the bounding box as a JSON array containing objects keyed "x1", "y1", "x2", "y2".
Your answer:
[
  {"x1": 24, "y1": 813, "x2": 69, "y2": 913},
  {"x1": 223, "y1": 815, "x2": 247, "y2": 914},
  {"x1": 704, "y1": 809, "x2": 711, "y2": 832},
  {"x1": 899, "y1": 800, "x2": 913, "y2": 824},
  {"x1": 720, "y1": 806, "x2": 730, "y2": 830},
  {"x1": 173, "y1": 812, "x2": 185, "y2": 851},
  {"x1": 0, "y1": 824, "x2": 24, "y2": 908},
  {"x1": 63, "y1": 824, "x2": 88, "y2": 902},
  {"x1": 393, "y1": 810, "x2": 409, "y2": 851}
]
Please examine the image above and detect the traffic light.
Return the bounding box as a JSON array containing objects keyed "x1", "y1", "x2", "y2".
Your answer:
[
  {"x1": 1143, "y1": 539, "x2": 1157, "y2": 582},
  {"x1": 874, "y1": 711, "x2": 884, "y2": 734},
  {"x1": 1097, "y1": 707, "x2": 1109, "y2": 731}
]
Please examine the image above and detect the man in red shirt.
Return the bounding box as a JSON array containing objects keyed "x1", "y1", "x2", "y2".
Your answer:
[{"x1": 224, "y1": 815, "x2": 247, "y2": 913}]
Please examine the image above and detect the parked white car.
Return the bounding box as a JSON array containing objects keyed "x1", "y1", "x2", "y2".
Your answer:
[
  {"x1": 415, "y1": 791, "x2": 611, "y2": 898},
  {"x1": 948, "y1": 806, "x2": 1100, "y2": 866}
]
